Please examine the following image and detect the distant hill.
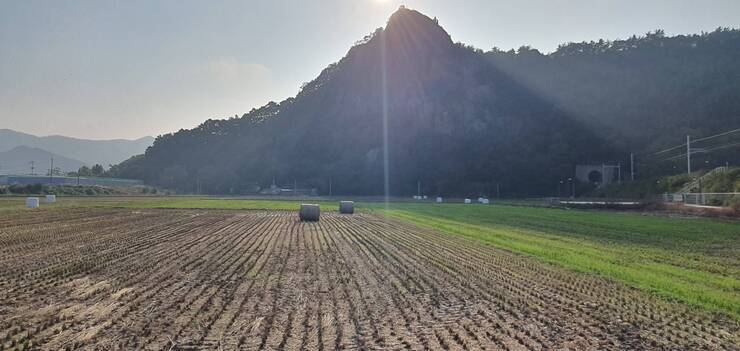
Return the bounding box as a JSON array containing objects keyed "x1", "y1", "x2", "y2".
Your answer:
[
  {"x1": 0, "y1": 129, "x2": 154, "y2": 167},
  {"x1": 0, "y1": 146, "x2": 85, "y2": 173},
  {"x1": 111, "y1": 7, "x2": 740, "y2": 196}
]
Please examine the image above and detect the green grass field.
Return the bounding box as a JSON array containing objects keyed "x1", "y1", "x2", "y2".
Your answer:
[
  {"x1": 372, "y1": 203, "x2": 740, "y2": 319},
  {"x1": 2, "y1": 196, "x2": 738, "y2": 318}
]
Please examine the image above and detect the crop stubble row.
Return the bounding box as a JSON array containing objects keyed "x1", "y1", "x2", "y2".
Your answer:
[{"x1": 0, "y1": 209, "x2": 737, "y2": 350}]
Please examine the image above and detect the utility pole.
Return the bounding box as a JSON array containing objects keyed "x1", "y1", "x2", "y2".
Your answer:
[
  {"x1": 496, "y1": 183, "x2": 500, "y2": 199},
  {"x1": 568, "y1": 177, "x2": 575, "y2": 198},
  {"x1": 417, "y1": 180, "x2": 421, "y2": 197},
  {"x1": 294, "y1": 179, "x2": 297, "y2": 197},
  {"x1": 49, "y1": 158, "x2": 54, "y2": 185},
  {"x1": 630, "y1": 153, "x2": 634, "y2": 181},
  {"x1": 30, "y1": 161, "x2": 35, "y2": 175},
  {"x1": 617, "y1": 162, "x2": 621, "y2": 183},
  {"x1": 328, "y1": 176, "x2": 332, "y2": 197},
  {"x1": 686, "y1": 135, "x2": 691, "y2": 175},
  {"x1": 572, "y1": 179, "x2": 575, "y2": 198}
]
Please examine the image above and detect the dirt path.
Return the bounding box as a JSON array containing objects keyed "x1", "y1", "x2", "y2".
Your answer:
[{"x1": 0, "y1": 209, "x2": 737, "y2": 350}]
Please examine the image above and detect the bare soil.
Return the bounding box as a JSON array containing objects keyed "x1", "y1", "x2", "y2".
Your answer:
[{"x1": 0, "y1": 209, "x2": 737, "y2": 350}]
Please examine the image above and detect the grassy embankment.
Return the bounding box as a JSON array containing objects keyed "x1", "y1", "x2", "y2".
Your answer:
[
  {"x1": 591, "y1": 167, "x2": 740, "y2": 204},
  {"x1": 372, "y1": 203, "x2": 740, "y2": 319}
]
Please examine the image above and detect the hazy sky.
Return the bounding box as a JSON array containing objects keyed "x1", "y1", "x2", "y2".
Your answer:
[{"x1": 2, "y1": 0, "x2": 739, "y2": 140}]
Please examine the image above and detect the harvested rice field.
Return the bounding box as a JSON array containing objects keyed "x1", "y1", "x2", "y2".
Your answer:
[{"x1": 0, "y1": 208, "x2": 737, "y2": 350}]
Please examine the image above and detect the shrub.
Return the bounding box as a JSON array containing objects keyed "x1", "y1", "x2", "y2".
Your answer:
[{"x1": 729, "y1": 195, "x2": 740, "y2": 212}]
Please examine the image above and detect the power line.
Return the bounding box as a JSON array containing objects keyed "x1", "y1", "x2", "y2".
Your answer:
[
  {"x1": 647, "y1": 126, "x2": 740, "y2": 157},
  {"x1": 692, "y1": 127, "x2": 740, "y2": 143},
  {"x1": 688, "y1": 137, "x2": 740, "y2": 151},
  {"x1": 651, "y1": 143, "x2": 685, "y2": 156},
  {"x1": 658, "y1": 141, "x2": 740, "y2": 162},
  {"x1": 660, "y1": 153, "x2": 689, "y2": 162},
  {"x1": 702, "y1": 141, "x2": 740, "y2": 153}
]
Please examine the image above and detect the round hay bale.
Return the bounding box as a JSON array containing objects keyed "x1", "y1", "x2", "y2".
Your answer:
[
  {"x1": 339, "y1": 201, "x2": 354, "y2": 214},
  {"x1": 299, "y1": 204, "x2": 320, "y2": 221},
  {"x1": 436, "y1": 197, "x2": 443, "y2": 203},
  {"x1": 45, "y1": 194, "x2": 56, "y2": 203},
  {"x1": 464, "y1": 198, "x2": 472, "y2": 204},
  {"x1": 26, "y1": 197, "x2": 40, "y2": 209}
]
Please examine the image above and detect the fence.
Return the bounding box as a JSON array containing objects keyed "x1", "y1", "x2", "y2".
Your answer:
[{"x1": 680, "y1": 193, "x2": 739, "y2": 207}]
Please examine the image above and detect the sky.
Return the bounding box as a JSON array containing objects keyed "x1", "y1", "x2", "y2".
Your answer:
[{"x1": 1, "y1": 0, "x2": 739, "y2": 140}]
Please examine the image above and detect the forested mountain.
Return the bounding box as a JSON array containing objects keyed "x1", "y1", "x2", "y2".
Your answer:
[
  {"x1": 485, "y1": 28, "x2": 740, "y2": 157},
  {"x1": 111, "y1": 7, "x2": 740, "y2": 196}
]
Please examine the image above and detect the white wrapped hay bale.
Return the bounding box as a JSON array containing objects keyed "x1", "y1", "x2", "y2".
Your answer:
[
  {"x1": 26, "y1": 197, "x2": 40, "y2": 209},
  {"x1": 299, "y1": 204, "x2": 320, "y2": 221},
  {"x1": 464, "y1": 198, "x2": 472, "y2": 204},
  {"x1": 422, "y1": 195, "x2": 428, "y2": 199},
  {"x1": 45, "y1": 194, "x2": 56, "y2": 203},
  {"x1": 482, "y1": 198, "x2": 490, "y2": 204},
  {"x1": 339, "y1": 201, "x2": 354, "y2": 214},
  {"x1": 436, "y1": 197, "x2": 443, "y2": 203}
]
